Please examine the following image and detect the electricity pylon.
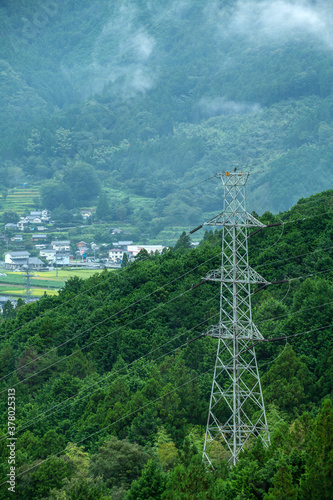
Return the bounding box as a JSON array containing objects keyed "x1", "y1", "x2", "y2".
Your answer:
[
  {"x1": 202, "y1": 171, "x2": 270, "y2": 467},
  {"x1": 23, "y1": 258, "x2": 34, "y2": 302}
]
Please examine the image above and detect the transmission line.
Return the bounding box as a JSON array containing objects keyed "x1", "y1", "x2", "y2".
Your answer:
[
  {"x1": 5, "y1": 321, "x2": 214, "y2": 439},
  {"x1": 0, "y1": 367, "x2": 213, "y2": 488},
  {"x1": 0, "y1": 269, "x2": 216, "y2": 394},
  {"x1": 0, "y1": 253, "x2": 219, "y2": 386},
  {"x1": 0, "y1": 229, "x2": 199, "y2": 341},
  {"x1": 7, "y1": 289, "x2": 333, "y2": 437}
]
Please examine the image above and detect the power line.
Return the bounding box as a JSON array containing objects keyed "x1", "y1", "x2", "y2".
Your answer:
[
  {"x1": 3, "y1": 254, "x2": 332, "y2": 393},
  {"x1": 282, "y1": 208, "x2": 333, "y2": 225},
  {"x1": 255, "y1": 298, "x2": 333, "y2": 326},
  {"x1": 172, "y1": 173, "x2": 218, "y2": 196},
  {"x1": 289, "y1": 194, "x2": 333, "y2": 210},
  {"x1": 1, "y1": 295, "x2": 221, "y2": 439},
  {"x1": 5, "y1": 318, "x2": 214, "y2": 439},
  {"x1": 187, "y1": 201, "x2": 333, "y2": 240},
  {"x1": 1, "y1": 181, "x2": 331, "y2": 348},
  {"x1": 12, "y1": 290, "x2": 333, "y2": 437},
  {"x1": 0, "y1": 229, "x2": 197, "y2": 341},
  {"x1": 0, "y1": 367, "x2": 213, "y2": 488},
  {"x1": 255, "y1": 243, "x2": 333, "y2": 270},
  {"x1": 0, "y1": 253, "x2": 220, "y2": 386},
  {"x1": 250, "y1": 219, "x2": 285, "y2": 251},
  {"x1": 2, "y1": 237, "x2": 332, "y2": 391},
  {"x1": 246, "y1": 322, "x2": 333, "y2": 352},
  {"x1": 1, "y1": 177, "x2": 327, "y2": 344},
  {"x1": 0, "y1": 272, "x2": 215, "y2": 394},
  {"x1": 257, "y1": 339, "x2": 288, "y2": 367}
]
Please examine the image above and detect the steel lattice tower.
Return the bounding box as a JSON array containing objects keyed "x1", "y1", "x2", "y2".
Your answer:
[{"x1": 202, "y1": 171, "x2": 270, "y2": 467}]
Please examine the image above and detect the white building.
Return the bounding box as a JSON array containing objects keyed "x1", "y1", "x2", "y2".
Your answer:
[
  {"x1": 40, "y1": 248, "x2": 70, "y2": 265},
  {"x1": 117, "y1": 241, "x2": 133, "y2": 247},
  {"x1": 108, "y1": 248, "x2": 125, "y2": 263},
  {"x1": 40, "y1": 248, "x2": 57, "y2": 262},
  {"x1": 41, "y1": 210, "x2": 51, "y2": 221},
  {"x1": 10, "y1": 235, "x2": 23, "y2": 242},
  {"x1": 4, "y1": 223, "x2": 18, "y2": 231},
  {"x1": 51, "y1": 240, "x2": 70, "y2": 252},
  {"x1": 17, "y1": 218, "x2": 29, "y2": 231},
  {"x1": 53, "y1": 253, "x2": 70, "y2": 266},
  {"x1": 127, "y1": 245, "x2": 164, "y2": 257}
]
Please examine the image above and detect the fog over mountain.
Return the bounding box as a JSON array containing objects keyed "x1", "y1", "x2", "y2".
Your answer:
[{"x1": 1, "y1": 0, "x2": 333, "y2": 226}]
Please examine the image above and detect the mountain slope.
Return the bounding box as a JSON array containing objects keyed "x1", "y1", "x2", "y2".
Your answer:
[
  {"x1": 1, "y1": 0, "x2": 333, "y2": 232},
  {"x1": 0, "y1": 189, "x2": 333, "y2": 497}
]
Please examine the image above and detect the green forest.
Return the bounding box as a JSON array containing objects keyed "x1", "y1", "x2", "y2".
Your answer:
[
  {"x1": 0, "y1": 189, "x2": 333, "y2": 499},
  {"x1": 1, "y1": 0, "x2": 333, "y2": 238},
  {"x1": 1, "y1": 0, "x2": 333, "y2": 497}
]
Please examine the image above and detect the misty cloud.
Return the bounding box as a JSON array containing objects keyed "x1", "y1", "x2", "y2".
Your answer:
[
  {"x1": 199, "y1": 97, "x2": 261, "y2": 117},
  {"x1": 214, "y1": 0, "x2": 333, "y2": 49},
  {"x1": 61, "y1": 1, "x2": 156, "y2": 99},
  {"x1": 132, "y1": 30, "x2": 155, "y2": 60}
]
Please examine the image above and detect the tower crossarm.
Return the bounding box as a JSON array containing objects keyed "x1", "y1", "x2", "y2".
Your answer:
[
  {"x1": 204, "y1": 322, "x2": 264, "y2": 340},
  {"x1": 204, "y1": 267, "x2": 269, "y2": 285},
  {"x1": 204, "y1": 211, "x2": 266, "y2": 228}
]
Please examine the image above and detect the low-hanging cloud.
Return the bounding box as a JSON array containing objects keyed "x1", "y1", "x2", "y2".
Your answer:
[
  {"x1": 61, "y1": 1, "x2": 156, "y2": 99},
  {"x1": 199, "y1": 97, "x2": 261, "y2": 117},
  {"x1": 214, "y1": 0, "x2": 333, "y2": 49}
]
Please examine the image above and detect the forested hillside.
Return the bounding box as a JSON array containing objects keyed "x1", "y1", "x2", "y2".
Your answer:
[
  {"x1": 2, "y1": 0, "x2": 333, "y2": 237},
  {"x1": 0, "y1": 190, "x2": 333, "y2": 499}
]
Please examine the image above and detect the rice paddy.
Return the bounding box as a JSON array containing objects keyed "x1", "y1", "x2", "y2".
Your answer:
[{"x1": 0, "y1": 268, "x2": 106, "y2": 298}]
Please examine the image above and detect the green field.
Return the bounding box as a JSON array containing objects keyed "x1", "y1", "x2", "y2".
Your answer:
[
  {"x1": 0, "y1": 268, "x2": 106, "y2": 298},
  {"x1": 0, "y1": 187, "x2": 40, "y2": 215}
]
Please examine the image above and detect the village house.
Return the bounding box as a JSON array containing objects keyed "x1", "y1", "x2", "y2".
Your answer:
[
  {"x1": 4, "y1": 251, "x2": 44, "y2": 270},
  {"x1": 39, "y1": 248, "x2": 71, "y2": 266},
  {"x1": 31, "y1": 234, "x2": 48, "y2": 242},
  {"x1": 108, "y1": 248, "x2": 125, "y2": 263},
  {"x1": 81, "y1": 210, "x2": 92, "y2": 220},
  {"x1": 53, "y1": 253, "x2": 70, "y2": 266},
  {"x1": 39, "y1": 248, "x2": 57, "y2": 262},
  {"x1": 51, "y1": 240, "x2": 70, "y2": 252},
  {"x1": 10, "y1": 234, "x2": 23, "y2": 242},
  {"x1": 5, "y1": 223, "x2": 18, "y2": 231},
  {"x1": 5, "y1": 251, "x2": 30, "y2": 268},
  {"x1": 27, "y1": 216, "x2": 42, "y2": 224},
  {"x1": 29, "y1": 210, "x2": 51, "y2": 222},
  {"x1": 41, "y1": 209, "x2": 51, "y2": 221},
  {"x1": 24, "y1": 257, "x2": 45, "y2": 269},
  {"x1": 110, "y1": 228, "x2": 122, "y2": 235},
  {"x1": 17, "y1": 219, "x2": 29, "y2": 231},
  {"x1": 16, "y1": 210, "x2": 51, "y2": 230},
  {"x1": 117, "y1": 241, "x2": 133, "y2": 248},
  {"x1": 77, "y1": 241, "x2": 88, "y2": 248}
]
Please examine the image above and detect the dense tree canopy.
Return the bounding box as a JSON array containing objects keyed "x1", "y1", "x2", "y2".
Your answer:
[
  {"x1": 0, "y1": 191, "x2": 332, "y2": 498},
  {"x1": 1, "y1": 1, "x2": 333, "y2": 497},
  {"x1": 1, "y1": 1, "x2": 333, "y2": 237}
]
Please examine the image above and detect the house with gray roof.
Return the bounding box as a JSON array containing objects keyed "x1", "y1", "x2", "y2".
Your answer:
[{"x1": 4, "y1": 251, "x2": 44, "y2": 270}]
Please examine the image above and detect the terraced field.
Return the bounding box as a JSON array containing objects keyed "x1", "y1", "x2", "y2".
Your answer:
[{"x1": 0, "y1": 187, "x2": 40, "y2": 215}]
